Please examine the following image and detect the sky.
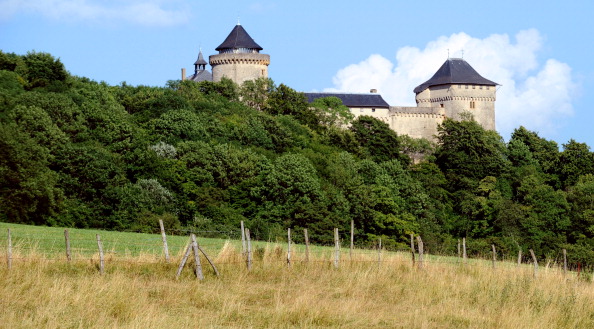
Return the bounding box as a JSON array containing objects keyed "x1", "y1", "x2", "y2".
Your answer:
[{"x1": 1, "y1": 0, "x2": 593, "y2": 147}]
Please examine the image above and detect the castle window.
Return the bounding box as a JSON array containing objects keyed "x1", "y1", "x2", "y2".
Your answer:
[
  {"x1": 372, "y1": 108, "x2": 376, "y2": 112},
  {"x1": 470, "y1": 101, "x2": 476, "y2": 109},
  {"x1": 472, "y1": 85, "x2": 475, "y2": 89},
  {"x1": 440, "y1": 103, "x2": 444, "y2": 108}
]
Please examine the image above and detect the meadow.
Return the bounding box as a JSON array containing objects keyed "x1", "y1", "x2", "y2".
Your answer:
[{"x1": 1, "y1": 223, "x2": 594, "y2": 328}]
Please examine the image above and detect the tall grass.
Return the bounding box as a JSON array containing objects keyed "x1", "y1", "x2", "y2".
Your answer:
[{"x1": 2, "y1": 241, "x2": 594, "y2": 328}]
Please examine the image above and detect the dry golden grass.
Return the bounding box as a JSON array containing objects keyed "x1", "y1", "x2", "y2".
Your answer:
[{"x1": 1, "y1": 245, "x2": 594, "y2": 328}]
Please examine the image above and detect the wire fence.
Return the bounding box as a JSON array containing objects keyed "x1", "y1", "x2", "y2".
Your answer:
[{"x1": 0, "y1": 224, "x2": 590, "y2": 280}]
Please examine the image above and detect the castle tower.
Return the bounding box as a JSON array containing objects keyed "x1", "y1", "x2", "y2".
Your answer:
[
  {"x1": 186, "y1": 49, "x2": 212, "y2": 82},
  {"x1": 209, "y1": 23, "x2": 270, "y2": 85},
  {"x1": 414, "y1": 58, "x2": 497, "y2": 130}
]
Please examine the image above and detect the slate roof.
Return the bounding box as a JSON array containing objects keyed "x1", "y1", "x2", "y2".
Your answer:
[
  {"x1": 194, "y1": 51, "x2": 207, "y2": 65},
  {"x1": 215, "y1": 24, "x2": 263, "y2": 51},
  {"x1": 304, "y1": 92, "x2": 390, "y2": 108},
  {"x1": 413, "y1": 58, "x2": 497, "y2": 94},
  {"x1": 187, "y1": 70, "x2": 212, "y2": 82}
]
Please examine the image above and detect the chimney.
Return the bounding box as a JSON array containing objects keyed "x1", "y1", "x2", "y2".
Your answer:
[
  {"x1": 181, "y1": 68, "x2": 186, "y2": 81},
  {"x1": 370, "y1": 89, "x2": 377, "y2": 93}
]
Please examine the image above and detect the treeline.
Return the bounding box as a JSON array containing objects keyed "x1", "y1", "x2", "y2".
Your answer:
[{"x1": 1, "y1": 51, "x2": 594, "y2": 263}]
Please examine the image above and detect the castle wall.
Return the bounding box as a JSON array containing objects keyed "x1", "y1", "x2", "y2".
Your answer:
[
  {"x1": 350, "y1": 107, "x2": 390, "y2": 122},
  {"x1": 388, "y1": 107, "x2": 445, "y2": 141},
  {"x1": 415, "y1": 84, "x2": 496, "y2": 130},
  {"x1": 210, "y1": 53, "x2": 270, "y2": 85}
]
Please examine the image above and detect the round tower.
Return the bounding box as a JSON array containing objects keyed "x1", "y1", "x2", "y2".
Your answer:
[
  {"x1": 414, "y1": 58, "x2": 498, "y2": 130},
  {"x1": 209, "y1": 24, "x2": 270, "y2": 85}
]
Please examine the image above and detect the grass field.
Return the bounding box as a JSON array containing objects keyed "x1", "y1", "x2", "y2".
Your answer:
[{"x1": 1, "y1": 223, "x2": 594, "y2": 328}]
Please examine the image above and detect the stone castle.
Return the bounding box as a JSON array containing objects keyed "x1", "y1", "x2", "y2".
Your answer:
[{"x1": 181, "y1": 24, "x2": 498, "y2": 142}]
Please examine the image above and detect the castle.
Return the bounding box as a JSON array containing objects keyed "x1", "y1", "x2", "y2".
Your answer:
[{"x1": 182, "y1": 24, "x2": 498, "y2": 142}]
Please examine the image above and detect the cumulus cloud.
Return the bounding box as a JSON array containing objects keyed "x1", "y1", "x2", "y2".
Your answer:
[
  {"x1": 327, "y1": 29, "x2": 578, "y2": 139},
  {"x1": 0, "y1": 0, "x2": 190, "y2": 27}
]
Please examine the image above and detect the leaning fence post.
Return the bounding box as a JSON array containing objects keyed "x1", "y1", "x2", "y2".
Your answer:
[
  {"x1": 190, "y1": 234, "x2": 204, "y2": 280},
  {"x1": 176, "y1": 238, "x2": 192, "y2": 279},
  {"x1": 159, "y1": 220, "x2": 170, "y2": 263},
  {"x1": 245, "y1": 228, "x2": 252, "y2": 271},
  {"x1": 350, "y1": 220, "x2": 354, "y2": 260},
  {"x1": 304, "y1": 229, "x2": 310, "y2": 263},
  {"x1": 241, "y1": 221, "x2": 246, "y2": 255},
  {"x1": 491, "y1": 244, "x2": 496, "y2": 269},
  {"x1": 197, "y1": 245, "x2": 219, "y2": 277},
  {"x1": 96, "y1": 234, "x2": 104, "y2": 275},
  {"x1": 563, "y1": 248, "x2": 567, "y2": 276},
  {"x1": 287, "y1": 228, "x2": 291, "y2": 267},
  {"x1": 334, "y1": 228, "x2": 340, "y2": 269},
  {"x1": 462, "y1": 237, "x2": 467, "y2": 264},
  {"x1": 529, "y1": 249, "x2": 538, "y2": 278},
  {"x1": 410, "y1": 233, "x2": 415, "y2": 267},
  {"x1": 64, "y1": 229, "x2": 71, "y2": 262},
  {"x1": 7, "y1": 228, "x2": 12, "y2": 270},
  {"x1": 417, "y1": 236, "x2": 424, "y2": 269},
  {"x1": 517, "y1": 248, "x2": 522, "y2": 267}
]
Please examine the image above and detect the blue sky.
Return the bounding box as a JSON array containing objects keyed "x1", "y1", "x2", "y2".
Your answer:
[{"x1": 1, "y1": 0, "x2": 593, "y2": 147}]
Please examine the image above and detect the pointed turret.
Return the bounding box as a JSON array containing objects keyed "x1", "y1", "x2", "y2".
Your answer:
[
  {"x1": 209, "y1": 23, "x2": 270, "y2": 84},
  {"x1": 414, "y1": 58, "x2": 497, "y2": 131},
  {"x1": 215, "y1": 23, "x2": 263, "y2": 53},
  {"x1": 194, "y1": 50, "x2": 208, "y2": 73},
  {"x1": 414, "y1": 58, "x2": 497, "y2": 94}
]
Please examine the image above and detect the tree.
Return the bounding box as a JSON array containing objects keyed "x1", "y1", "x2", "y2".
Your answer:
[
  {"x1": 350, "y1": 115, "x2": 409, "y2": 165},
  {"x1": 558, "y1": 139, "x2": 594, "y2": 188},
  {"x1": 267, "y1": 84, "x2": 319, "y2": 128},
  {"x1": 435, "y1": 118, "x2": 508, "y2": 191},
  {"x1": 239, "y1": 77, "x2": 274, "y2": 111},
  {"x1": 311, "y1": 96, "x2": 354, "y2": 127}
]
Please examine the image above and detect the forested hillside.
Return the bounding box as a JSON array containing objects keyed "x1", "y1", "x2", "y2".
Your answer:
[{"x1": 2, "y1": 51, "x2": 594, "y2": 263}]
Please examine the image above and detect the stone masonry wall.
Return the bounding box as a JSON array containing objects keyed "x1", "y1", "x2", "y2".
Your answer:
[{"x1": 210, "y1": 53, "x2": 270, "y2": 85}]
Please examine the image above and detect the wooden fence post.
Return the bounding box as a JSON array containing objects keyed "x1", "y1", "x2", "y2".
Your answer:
[
  {"x1": 241, "y1": 221, "x2": 246, "y2": 255},
  {"x1": 190, "y1": 234, "x2": 204, "y2": 280},
  {"x1": 457, "y1": 239, "x2": 461, "y2": 260},
  {"x1": 334, "y1": 228, "x2": 340, "y2": 269},
  {"x1": 7, "y1": 229, "x2": 12, "y2": 270},
  {"x1": 377, "y1": 238, "x2": 382, "y2": 268},
  {"x1": 417, "y1": 236, "x2": 424, "y2": 269},
  {"x1": 517, "y1": 248, "x2": 522, "y2": 267},
  {"x1": 64, "y1": 229, "x2": 71, "y2": 262},
  {"x1": 96, "y1": 234, "x2": 104, "y2": 275},
  {"x1": 491, "y1": 244, "x2": 496, "y2": 269},
  {"x1": 529, "y1": 249, "x2": 538, "y2": 278},
  {"x1": 350, "y1": 220, "x2": 354, "y2": 260},
  {"x1": 462, "y1": 237, "x2": 467, "y2": 264},
  {"x1": 176, "y1": 239, "x2": 192, "y2": 279},
  {"x1": 563, "y1": 249, "x2": 567, "y2": 276},
  {"x1": 159, "y1": 220, "x2": 170, "y2": 263},
  {"x1": 196, "y1": 245, "x2": 220, "y2": 277},
  {"x1": 287, "y1": 228, "x2": 291, "y2": 267},
  {"x1": 410, "y1": 234, "x2": 415, "y2": 267},
  {"x1": 246, "y1": 228, "x2": 252, "y2": 271},
  {"x1": 304, "y1": 229, "x2": 310, "y2": 263}
]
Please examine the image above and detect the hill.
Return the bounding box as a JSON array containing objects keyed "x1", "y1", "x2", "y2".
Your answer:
[{"x1": 1, "y1": 50, "x2": 594, "y2": 265}]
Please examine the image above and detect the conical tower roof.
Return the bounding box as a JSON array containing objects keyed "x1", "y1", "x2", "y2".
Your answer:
[
  {"x1": 215, "y1": 24, "x2": 263, "y2": 51},
  {"x1": 414, "y1": 58, "x2": 497, "y2": 94},
  {"x1": 194, "y1": 50, "x2": 207, "y2": 65}
]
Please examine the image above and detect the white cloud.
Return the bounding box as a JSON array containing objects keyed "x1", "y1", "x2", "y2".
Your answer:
[
  {"x1": 0, "y1": 0, "x2": 190, "y2": 27},
  {"x1": 327, "y1": 29, "x2": 578, "y2": 139}
]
